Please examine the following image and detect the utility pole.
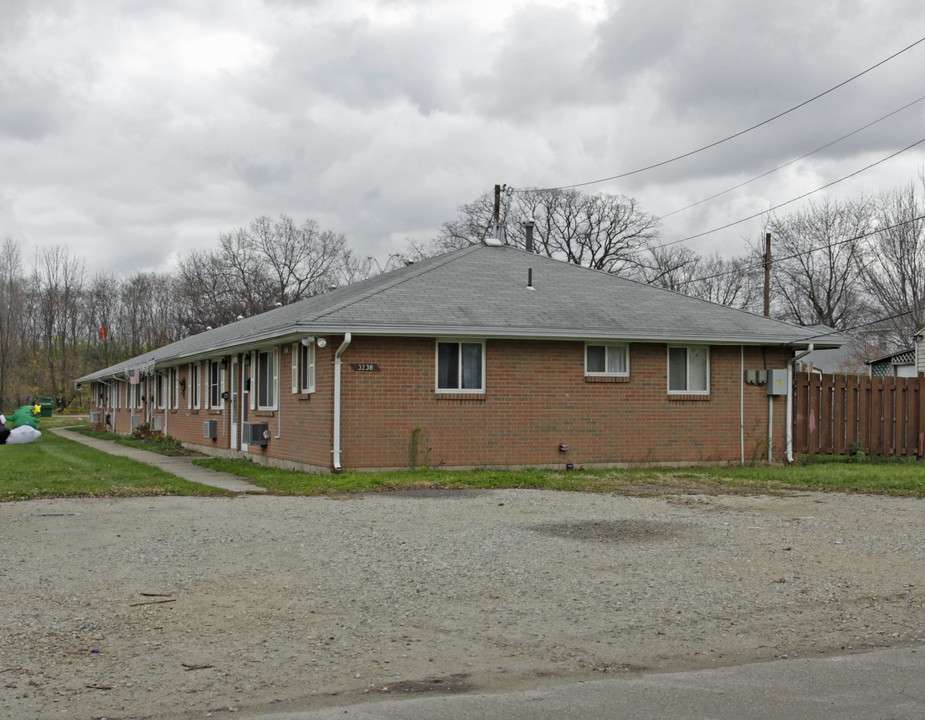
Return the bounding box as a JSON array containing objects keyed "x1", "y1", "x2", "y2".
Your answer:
[
  {"x1": 764, "y1": 232, "x2": 771, "y2": 317},
  {"x1": 493, "y1": 184, "x2": 502, "y2": 242}
]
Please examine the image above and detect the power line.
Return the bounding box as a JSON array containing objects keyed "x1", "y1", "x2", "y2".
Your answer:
[
  {"x1": 792, "y1": 310, "x2": 914, "y2": 345},
  {"x1": 669, "y1": 213, "x2": 925, "y2": 291},
  {"x1": 645, "y1": 137, "x2": 925, "y2": 253},
  {"x1": 656, "y1": 94, "x2": 925, "y2": 220},
  {"x1": 518, "y1": 35, "x2": 925, "y2": 193}
]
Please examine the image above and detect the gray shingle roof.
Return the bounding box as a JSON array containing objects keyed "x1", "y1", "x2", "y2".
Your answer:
[{"x1": 77, "y1": 244, "x2": 844, "y2": 383}]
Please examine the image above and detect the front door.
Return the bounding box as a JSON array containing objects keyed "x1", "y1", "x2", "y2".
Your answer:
[
  {"x1": 230, "y1": 358, "x2": 239, "y2": 450},
  {"x1": 241, "y1": 354, "x2": 251, "y2": 452}
]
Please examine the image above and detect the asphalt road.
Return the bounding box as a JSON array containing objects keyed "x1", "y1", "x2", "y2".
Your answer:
[{"x1": 244, "y1": 645, "x2": 925, "y2": 720}]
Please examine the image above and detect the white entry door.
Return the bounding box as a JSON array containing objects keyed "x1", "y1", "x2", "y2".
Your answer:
[
  {"x1": 241, "y1": 354, "x2": 251, "y2": 452},
  {"x1": 230, "y1": 358, "x2": 239, "y2": 450}
]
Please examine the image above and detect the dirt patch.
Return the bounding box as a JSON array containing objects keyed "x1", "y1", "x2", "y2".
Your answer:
[{"x1": 529, "y1": 519, "x2": 681, "y2": 543}]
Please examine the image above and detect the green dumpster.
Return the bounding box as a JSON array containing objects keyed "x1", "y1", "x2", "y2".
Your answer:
[{"x1": 37, "y1": 398, "x2": 54, "y2": 417}]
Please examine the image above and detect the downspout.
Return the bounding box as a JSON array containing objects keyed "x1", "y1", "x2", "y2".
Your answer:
[
  {"x1": 332, "y1": 332, "x2": 352, "y2": 472},
  {"x1": 786, "y1": 344, "x2": 814, "y2": 464},
  {"x1": 768, "y1": 393, "x2": 774, "y2": 463},
  {"x1": 740, "y1": 346, "x2": 745, "y2": 466},
  {"x1": 275, "y1": 348, "x2": 282, "y2": 440},
  {"x1": 160, "y1": 374, "x2": 168, "y2": 437}
]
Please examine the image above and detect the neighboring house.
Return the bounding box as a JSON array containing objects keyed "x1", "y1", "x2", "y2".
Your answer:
[
  {"x1": 799, "y1": 336, "x2": 868, "y2": 375},
  {"x1": 867, "y1": 348, "x2": 917, "y2": 378},
  {"x1": 915, "y1": 328, "x2": 925, "y2": 376},
  {"x1": 76, "y1": 243, "x2": 842, "y2": 471}
]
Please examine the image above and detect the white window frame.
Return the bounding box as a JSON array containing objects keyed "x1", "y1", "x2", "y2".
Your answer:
[
  {"x1": 189, "y1": 362, "x2": 201, "y2": 409},
  {"x1": 170, "y1": 367, "x2": 179, "y2": 409},
  {"x1": 300, "y1": 342, "x2": 316, "y2": 394},
  {"x1": 435, "y1": 339, "x2": 485, "y2": 394},
  {"x1": 208, "y1": 360, "x2": 222, "y2": 409},
  {"x1": 585, "y1": 343, "x2": 630, "y2": 377},
  {"x1": 667, "y1": 345, "x2": 710, "y2": 395},
  {"x1": 156, "y1": 374, "x2": 166, "y2": 410},
  {"x1": 256, "y1": 347, "x2": 279, "y2": 410}
]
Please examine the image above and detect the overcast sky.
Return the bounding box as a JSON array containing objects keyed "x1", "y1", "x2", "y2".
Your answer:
[{"x1": 2, "y1": 0, "x2": 924, "y2": 277}]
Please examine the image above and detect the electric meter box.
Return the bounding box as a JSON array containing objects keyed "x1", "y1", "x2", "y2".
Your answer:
[{"x1": 767, "y1": 369, "x2": 789, "y2": 395}]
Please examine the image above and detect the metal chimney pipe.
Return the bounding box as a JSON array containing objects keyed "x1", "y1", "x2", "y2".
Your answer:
[{"x1": 523, "y1": 219, "x2": 535, "y2": 253}]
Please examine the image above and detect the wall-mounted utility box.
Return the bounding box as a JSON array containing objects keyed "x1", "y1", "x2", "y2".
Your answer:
[
  {"x1": 203, "y1": 419, "x2": 218, "y2": 440},
  {"x1": 243, "y1": 422, "x2": 269, "y2": 446},
  {"x1": 767, "y1": 369, "x2": 789, "y2": 395},
  {"x1": 744, "y1": 369, "x2": 768, "y2": 386}
]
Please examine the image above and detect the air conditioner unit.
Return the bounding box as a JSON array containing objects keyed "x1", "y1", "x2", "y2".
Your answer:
[
  {"x1": 203, "y1": 419, "x2": 218, "y2": 440},
  {"x1": 152, "y1": 416, "x2": 163, "y2": 431},
  {"x1": 131, "y1": 415, "x2": 142, "y2": 429},
  {"x1": 89, "y1": 411, "x2": 101, "y2": 424},
  {"x1": 242, "y1": 422, "x2": 269, "y2": 446}
]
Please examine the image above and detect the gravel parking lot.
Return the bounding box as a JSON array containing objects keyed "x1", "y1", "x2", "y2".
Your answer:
[{"x1": 2, "y1": 489, "x2": 924, "y2": 719}]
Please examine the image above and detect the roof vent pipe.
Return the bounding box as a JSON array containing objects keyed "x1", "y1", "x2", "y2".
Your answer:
[{"x1": 523, "y1": 219, "x2": 535, "y2": 253}]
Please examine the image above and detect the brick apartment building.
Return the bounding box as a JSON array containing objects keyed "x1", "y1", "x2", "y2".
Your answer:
[{"x1": 76, "y1": 243, "x2": 841, "y2": 471}]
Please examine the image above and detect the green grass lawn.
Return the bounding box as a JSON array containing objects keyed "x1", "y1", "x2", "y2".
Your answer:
[
  {"x1": 193, "y1": 455, "x2": 925, "y2": 498},
  {"x1": 0, "y1": 425, "x2": 233, "y2": 501},
  {"x1": 7, "y1": 421, "x2": 924, "y2": 500}
]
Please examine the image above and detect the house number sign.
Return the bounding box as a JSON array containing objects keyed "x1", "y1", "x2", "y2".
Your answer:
[{"x1": 351, "y1": 363, "x2": 380, "y2": 372}]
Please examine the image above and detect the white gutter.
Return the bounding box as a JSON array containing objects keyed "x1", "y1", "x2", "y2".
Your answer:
[
  {"x1": 740, "y1": 345, "x2": 745, "y2": 466},
  {"x1": 786, "y1": 344, "x2": 814, "y2": 463},
  {"x1": 332, "y1": 332, "x2": 352, "y2": 472}
]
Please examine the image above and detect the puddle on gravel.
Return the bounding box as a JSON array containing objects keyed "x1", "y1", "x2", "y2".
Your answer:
[
  {"x1": 529, "y1": 519, "x2": 680, "y2": 543},
  {"x1": 372, "y1": 673, "x2": 472, "y2": 694}
]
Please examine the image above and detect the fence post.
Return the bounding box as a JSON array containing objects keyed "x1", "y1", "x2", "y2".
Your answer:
[
  {"x1": 918, "y1": 373, "x2": 925, "y2": 458},
  {"x1": 833, "y1": 374, "x2": 847, "y2": 455}
]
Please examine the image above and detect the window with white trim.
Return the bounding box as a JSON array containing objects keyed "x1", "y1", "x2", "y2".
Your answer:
[
  {"x1": 436, "y1": 340, "x2": 484, "y2": 393},
  {"x1": 301, "y1": 342, "x2": 315, "y2": 393},
  {"x1": 668, "y1": 346, "x2": 709, "y2": 394},
  {"x1": 257, "y1": 348, "x2": 278, "y2": 409},
  {"x1": 189, "y1": 362, "x2": 201, "y2": 409},
  {"x1": 208, "y1": 360, "x2": 222, "y2": 408},
  {"x1": 292, "y1": 341, "x2": 316, "y2": 394},
  {"x1": 585, "y1": 343, "x2": 629, "y2": 376},
  {"x1": 169, "y1": 367, "x2": 179, "y2": 409},
  {"x1": 155, "y1": 374, "x2": 166, "y2": 409}
]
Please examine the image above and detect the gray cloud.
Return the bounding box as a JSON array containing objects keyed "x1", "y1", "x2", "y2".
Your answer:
[{"x1": 0, "y1": 0, "x2": 923, "y2": 276}]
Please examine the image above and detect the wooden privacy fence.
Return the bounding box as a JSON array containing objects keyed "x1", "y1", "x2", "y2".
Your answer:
[{"x1": 792, "y1": 372, "x2": 925, "y2": 457}]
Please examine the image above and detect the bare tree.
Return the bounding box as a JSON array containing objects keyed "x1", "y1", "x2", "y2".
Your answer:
[
  {"x1": 30, "y1": 246, "x2": 86, "y2": 407},
  {"x1": 82, "y1": 273, "x2": 122, "y2": 371},
  {"x1": 862, "y1": 176, "x2": 925, "y2": 347},
  {"x1": 426, "y1": 188, "x2": 659, "y2": 274},
  {"x1": 686, "y1": 253, "x2": 763, "y2": 311},
  {"x1": 631, "y1": 244, "x2": 762, "y2": 311},
  {"x1": 763, "y1": 197, "x2": 872, "y2": 330},
  {"x1": 631, "y1": 244, "x2": 701, "y2": 291},
  {"x1": 0, "y1": 238, "x2": 24, "y2": 409},
  {"x1": 431, "y1": 191, "x2": 515, "y2": 252},
  {"x1": 174, "y1": 215, "x2": 363, "y2": 332}
]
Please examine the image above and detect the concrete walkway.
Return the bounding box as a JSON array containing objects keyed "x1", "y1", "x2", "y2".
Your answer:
[{"x1": 49, "y1": 427, "x2": 267, "y2": 493}]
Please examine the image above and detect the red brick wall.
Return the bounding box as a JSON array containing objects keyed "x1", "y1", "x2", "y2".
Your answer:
[
  {"x1": 337, "y1": 337, "x2": 791, "y2": 470},
  {"x1": 97, "y1": 337, "x2": 791, "y2": 471}
]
